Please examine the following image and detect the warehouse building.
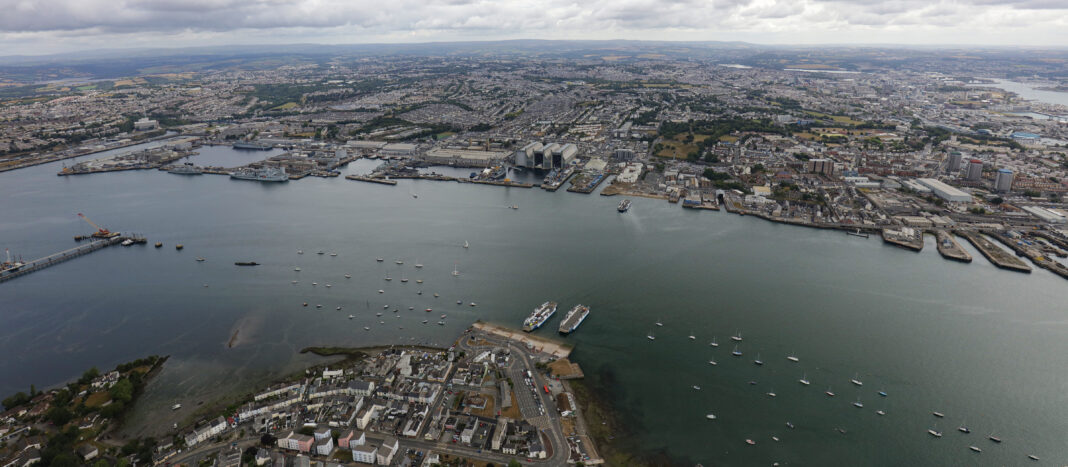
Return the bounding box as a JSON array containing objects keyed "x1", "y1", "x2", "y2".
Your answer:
[{"x1": 917, "y1": 178, "x2": 972, "y2": 203}]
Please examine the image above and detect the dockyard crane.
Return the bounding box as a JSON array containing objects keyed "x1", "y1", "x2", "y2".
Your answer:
[{"x1": 78, "y1": 213, "x2": 119, "y2": 238}]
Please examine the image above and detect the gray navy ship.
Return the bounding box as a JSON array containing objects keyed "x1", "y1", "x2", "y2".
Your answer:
[
  {"x1": 230, "y1": 166, "x2": 288, "y2": 182},
  {"x1": 167, "y1": 162, "x2": 203, "y2": 175}
]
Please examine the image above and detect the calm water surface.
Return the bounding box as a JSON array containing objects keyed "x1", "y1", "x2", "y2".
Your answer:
[{"x1": 2, "y1": 145, "x2": 1067, "y2": 465}]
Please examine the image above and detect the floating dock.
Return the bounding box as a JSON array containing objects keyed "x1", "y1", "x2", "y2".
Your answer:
[
  {"x1": 0, "y1": 236, "x2": 127, "y2": 283},
  {"x1": 344, "y1": 175, "x2": 398, "y2": 185},
  {"x1": 956, "y1": 230, "x2": 1031, "y2": 273},
  {"x1": 935, "y1": 230, "x2": 972, "y2": 263}
]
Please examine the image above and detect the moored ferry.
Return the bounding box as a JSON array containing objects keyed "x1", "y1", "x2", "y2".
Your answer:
[
  {"x1": 522, "y1": 301, "x2": 557, "y2": 332},
  {"x1": 558, "y1": 304, "x2": 590, "y2": 335}
]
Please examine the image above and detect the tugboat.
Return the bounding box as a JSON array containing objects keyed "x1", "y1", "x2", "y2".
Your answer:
[{"x1": 617, "y1": 199, "x2": 631, "y2": 212}]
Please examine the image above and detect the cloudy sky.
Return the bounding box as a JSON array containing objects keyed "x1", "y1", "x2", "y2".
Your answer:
[{"x1": 2, "y1": 0, "x2": 1067, "y2": 55}]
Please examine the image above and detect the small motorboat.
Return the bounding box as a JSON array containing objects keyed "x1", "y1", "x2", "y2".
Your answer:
[
  {"x1": 348, "y1": 315, "x2": 354, "y2": 319},
  {"x1": 196, "y1": 257, "x2": 206, "y2": 262},
  {"x1": 969, "y1": 446, "x2": 981, "y2": 453},
  {"x1": 876, "y1": 410, "x2": 886, "y2": 416},
  {"x1": 171, "y1": 403, "x2": 182, "y2": 411},
  {"x1": 315, "y1": 304, "x2": 322, "y2": 308},
  {"x1": 932, "y1": 412, "x2": 944, "y2": 418},
  {"x1": 294, "y1": 267, "x2": 301, "y2": 271},
  {"x1": 329, "y1": 252, "x2": 337, "y2": 257},
  {"x1": 376, "y1": 258, "x2": 383, "y2": 262},
  {"x1": 745, "y1": 439, "x2": 755, "y2": 445},
  {"x1": 378, "y1": 289, "x2": 384, "y2": 293},
  {"x1": 928, "y1": 429, "x2": 942, "y2": 438},
  {"x1": 705, "y1": 414, "x2": 716, "y2": 420},
  {"x1": 302, "y1": 303, "x2": 308, "y2": 307},
  {"x1": 344, "y1": 274, "x2": 351, "y2": 279}
]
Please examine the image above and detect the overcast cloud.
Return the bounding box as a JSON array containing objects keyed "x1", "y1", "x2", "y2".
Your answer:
[{"x1": 1, "y1": 0, "x2": 1066, "y2": 54}]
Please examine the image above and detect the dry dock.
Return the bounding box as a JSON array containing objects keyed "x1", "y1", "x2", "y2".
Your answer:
[
  {"x1": 957, "y1": 230, "x2": 1031, "y2": 273},
  {"x1": 936, "y1": 231, "x2": 972, "y2": 263}
]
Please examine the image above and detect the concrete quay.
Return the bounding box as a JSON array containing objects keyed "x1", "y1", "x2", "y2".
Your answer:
[
  {"x1": 986, "y1": 230, "x2": 1068, "y2": 280},
  {"x1": 881, "y1": 229, "x2": 924, "y2": 252},
  {"x1": 957, "y1": 230, "x2": 1032, "y2": 273},
  {"x1": 936, "y1": 230, "x2": 972, "y2": 263}
]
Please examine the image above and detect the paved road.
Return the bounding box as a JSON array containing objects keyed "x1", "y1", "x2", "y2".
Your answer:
[{"x1": 455, "y1": 331, "x2": 569, "y2": 466}]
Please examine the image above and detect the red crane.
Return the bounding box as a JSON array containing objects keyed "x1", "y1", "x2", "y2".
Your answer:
[{"x1": 78, "y1": 213, "x2": 120, "y2": 238}]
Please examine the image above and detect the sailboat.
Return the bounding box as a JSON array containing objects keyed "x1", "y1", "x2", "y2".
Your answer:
[
  {"x1": 709, "y1": 337, "x2": 718, "y2": 347},
  {"x1": 928, "y1": 425, "x2": 943, "y2": 438},
  {"x1": 799, "y1": 373, "x2": 810, "y2": 385},
  {"x1": 708, "y1": 358, "x2": 717, "y2": 366},
  {"x1": 463, "y1": 240, "x2": 469, "y2": 249},
  {"x1": 415, "y1": 260, "x2": 423, "y2": 268},
  {"x1": 452, "y1": 262, "x2": 460, "y2": 276},
  {"x1": 646, "y1": 331, "x2": 656, "y2": 341},
  {"x1": 987, "y1": 433, "x2": 1002, "y2": 443},
  {"x1": 731, "y1": 331, "x2": 743, "y2": 342},
  {"x1": 753, "y1": 353, "x2": 764, "y2": 366},
  {"x1": 655, "y1": 319, "x2": 663, "y2": 327},
  {"x1": 850, "y1": 373, "x2": 863, "y2": 386},
  {"x1": 825, "y1": 386, "x2": 836, "y2": 397},
  {"x1": 957, "y1": 421, "x2": 970, "y2": 434},
  {"x1": 853, "y1": 397, "x2": 864, "y2": 408},
  {"x1": 731, "y1": 345, "x2": 742, "y2": 357},
  {"x1": 787, "y1": 353, "x2": 799, "y2": 362}
]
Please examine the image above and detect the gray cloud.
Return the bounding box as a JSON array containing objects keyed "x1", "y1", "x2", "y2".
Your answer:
[{"x1": 0, "y1": 0, "x2": 1065, "y2": 53}]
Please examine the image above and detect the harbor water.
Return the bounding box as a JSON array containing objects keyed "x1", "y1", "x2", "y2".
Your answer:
[{"x1": 2, "y1": 145, "x2": 1067, "y2": 465}]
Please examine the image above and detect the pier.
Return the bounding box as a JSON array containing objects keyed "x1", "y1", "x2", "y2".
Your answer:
[
  {"x1": 956, "y1": 230, "x2": 1031, "y2": 273},
  {"x1": 935, "y1": 230, "x2": 972, "y2": 263},
  {"x1": 0, "y1": 236, "x2": 126, "y2": 283}
]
